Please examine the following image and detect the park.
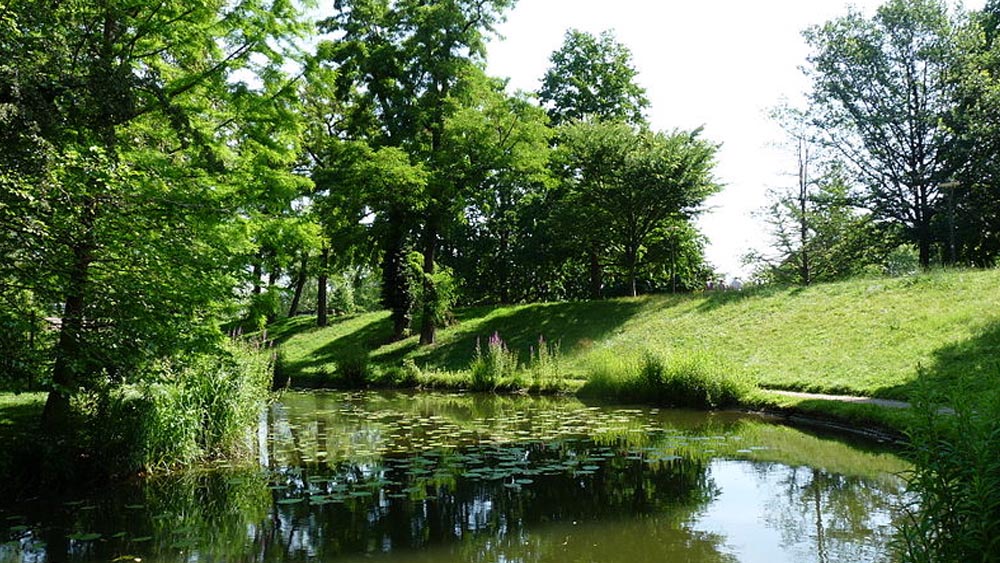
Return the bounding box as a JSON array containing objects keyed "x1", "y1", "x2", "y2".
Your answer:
[{"x1": 2, "y1": 0, "x2": 999, "y2": 561}]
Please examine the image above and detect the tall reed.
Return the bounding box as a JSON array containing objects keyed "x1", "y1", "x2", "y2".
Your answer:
[{"x1": 895, "y1": 383, "x2": 1000, "y2": 563}]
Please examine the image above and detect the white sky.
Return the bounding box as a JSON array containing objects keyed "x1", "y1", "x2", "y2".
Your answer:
[{"x1": 485, "y1": 0, "x2": 981, "y2": 278}]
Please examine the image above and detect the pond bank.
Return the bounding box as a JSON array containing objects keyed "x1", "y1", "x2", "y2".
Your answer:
[{"x1": 0, "y1": 390, "x2": 909, "y2": 563}]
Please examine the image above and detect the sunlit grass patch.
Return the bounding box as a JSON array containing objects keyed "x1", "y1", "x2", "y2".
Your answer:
[{"x1": 272, "y1": 268, "x2": 1000, "y2": 421}]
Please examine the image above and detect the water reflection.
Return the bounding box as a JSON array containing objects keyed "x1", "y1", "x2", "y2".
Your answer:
[{"x1": 0, "y1": 391, "x2": 907, "y2": 563}]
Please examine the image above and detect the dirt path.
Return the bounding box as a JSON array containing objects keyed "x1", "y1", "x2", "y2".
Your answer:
[{"x1": 766, "y1": 389, "x2": 912, "y2": 409}]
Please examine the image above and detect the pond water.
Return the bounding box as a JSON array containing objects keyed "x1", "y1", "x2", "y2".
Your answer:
[{"x1": 1, "y1": 391, "x2": 910, "y2": 563}]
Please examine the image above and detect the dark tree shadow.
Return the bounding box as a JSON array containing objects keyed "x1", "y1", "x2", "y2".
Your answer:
[
  {"x1": 405, "y1": 299, "x2": 646, "y2": 371},
  {"x1": 883, "y1": 320, "x2": 1000, "y2": 400},
  {"x1": 260, "y1": 315, "x2": 322, "y2": 346},
  {"x1": 273, "y1": 299, "x2": 644, "y2": 380},
  {"x1": 280, "y1": 315, "x2": 396, "y2": 378}
]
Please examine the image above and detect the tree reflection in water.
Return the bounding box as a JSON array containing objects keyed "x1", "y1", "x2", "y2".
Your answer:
[{"x1": 0, "y1": 391, "x2": 906, "y2": 563}]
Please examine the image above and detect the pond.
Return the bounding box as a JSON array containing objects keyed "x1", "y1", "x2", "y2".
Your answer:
[{"x1": 1, "y1": 390, "x2": 910, "y2": 563}]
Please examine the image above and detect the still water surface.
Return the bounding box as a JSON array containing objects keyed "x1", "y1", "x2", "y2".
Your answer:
[{"x1": 1, "y1": 391, "x2": 910, "y2": 562}]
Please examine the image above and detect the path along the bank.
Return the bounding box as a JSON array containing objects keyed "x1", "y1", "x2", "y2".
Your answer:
[{"x1": 767, "y1": 389, "x2": 912, "y2": 409}]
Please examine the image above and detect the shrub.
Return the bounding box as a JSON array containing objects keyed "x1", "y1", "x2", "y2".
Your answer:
[
  {"x1": 377, "y1": 358, "x2": 421, "y2": 388},
  {"x1": 895, "y1": 383, "x2": 1000, "y2": 563},
  {"x1": 336, "y1": 348, "x2": 372, "y2": 388},
  {"x1": 469, "y1": 332, "x2": 519, "y2": 392},
  {"x1": 527, "y1": 335, "x2": 565, "y2": 389},
  {"x1": 81, "y1": 338, "x2": 273, "y2": 472},
  {"x1": 579, "y1": 348, "x2": 751, "y2": 409},
  {"x1": 884, "y1": 244, "x2": 920, "y2": 277},
  {"x1": 244, "y1": 288, "x2": 284, "y2": 331}
]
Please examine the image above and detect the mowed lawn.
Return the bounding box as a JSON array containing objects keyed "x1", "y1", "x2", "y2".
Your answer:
[{"x1": 273, "y1": 269, "x2": 1000, "y2": 402}]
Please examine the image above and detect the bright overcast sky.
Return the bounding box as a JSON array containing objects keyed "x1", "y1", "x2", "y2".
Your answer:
[{"x1": 485, "y1": 0, "x2": 981, "y2": 279}]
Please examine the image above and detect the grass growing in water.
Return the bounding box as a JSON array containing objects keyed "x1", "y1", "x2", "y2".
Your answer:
[
  {"x1": 81, "y1": 338, "x2": 274, "y2": 471},
  {"x1": 578, "y1": 349, "x2": 753, "y2": 409}
]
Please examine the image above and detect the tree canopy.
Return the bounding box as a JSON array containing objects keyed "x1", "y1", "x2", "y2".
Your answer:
[
  {"x1": 802, "y1": 0, "x2": 959, "y2": 267},
  {"x1": 539, "y1": 29, "x2": 650, "y2": 126}
]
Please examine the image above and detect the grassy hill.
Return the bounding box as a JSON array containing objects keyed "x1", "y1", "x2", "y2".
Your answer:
[{"x1": 273, "y1": 268, "x2": 1000, "y2": 405}]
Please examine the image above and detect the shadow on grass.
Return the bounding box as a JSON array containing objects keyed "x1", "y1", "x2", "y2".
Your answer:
[
  {"x1": 260, "y1": 314, "x2": 322, "y2": 346},
  {"x1": 279, "y1": 315, "x2": 397, "y2": 380},
  {"x1": 0, "y1": 394, "x2": 45, "y2": 501},
  {"x1": 692, "y1": 284, "x2": 792, "y2": 313},
  {"x1": 883, "y1": 320, "x2": 1000, "y2": 401},
  {"x1": 410, "y1": 299, "x2": 645, "y2": 372},
  {"x1": 0, "y1": 395, "x2": 44, "y2": 438}
]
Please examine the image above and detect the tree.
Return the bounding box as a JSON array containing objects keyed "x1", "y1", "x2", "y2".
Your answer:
[
  {"x1": 803, "y1": 0, "x2": 960, "y2": 267},
  {"x1": 437, "y1": 75, "x2": 552, "y2": 305},
  {"x1": 311, "y1": 140, "x2": 428, "y2": 338},
  {"x1": 0, "y1": 0, "x2": 308, "y2": 430},
  {"x1": 553, "y1": 121, "x2": 719, "y2": 297},
  {"x1": 539, "y1": 28, "x2": 650, "y2": 298},
  {"x1": 316, "y1": 0, "x2": 516, "y2": 345},
  {"x1": 937, "y1": 2, "x2": 1000, "y2": 266},
  {"x1": 751, "y1": 164, "x2": 900, "y2": 285},
  {"x1": 539, "y1": 29, "x2": 649, "y2": 126}
]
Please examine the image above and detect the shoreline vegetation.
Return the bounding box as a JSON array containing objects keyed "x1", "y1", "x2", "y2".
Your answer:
[
  {"x1": 4, "y1": 268, "x2": 995, "y2": 475},
  {"x1": 2, "y1": 269, "x2": 997, "y2": 559},
  {"x1": 267, "y1": 268, "x2": 1000, "y2": 435}
]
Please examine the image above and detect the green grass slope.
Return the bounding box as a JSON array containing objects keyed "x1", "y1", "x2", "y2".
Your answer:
[{"x1": 274, "y1": 269, "x2": 1000, "y2": 402}]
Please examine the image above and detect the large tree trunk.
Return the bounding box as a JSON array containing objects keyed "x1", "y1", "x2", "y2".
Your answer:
[
  {"x1": 498, "y1": 228, "x2": 510, "y2": 304},
  {"x1": 419, "y1": 216, "x2": 438, "y2": 346},
  {"x1": 317, "y1": 246, "x2": 329, "y2": 328},
  {"x1": 588, "y1": 247, "x2": 603, "y2": 300},
  {"x1": 287, "y1": 252, "x2": 309, "y2": 317},
  {"x1": 916, "y1": 185, "x2": 933, "y2": 268},
  {"x1": 627, "y1": 248, "x2": 638, "y2": 298},
  {"x1": 380, "y1": 208, "x2": 412, "y2": 341},
  {"x1": 43, "y1": 242, "x2": 93, "y2": 433},
  {"x1": 917, "y1": 231, "x2": 932, "y2": 268}
]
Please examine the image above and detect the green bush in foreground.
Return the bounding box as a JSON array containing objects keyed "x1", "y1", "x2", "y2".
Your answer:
[
  {"x1": 470, "y1": 332, "x2": 519, "y2": 391},
  {"x1": 895, "y1": 383, "x2": 1000, "y2": 563},
  {"x1": 579, "y1": 349, "x2": 752, "y2": 409},
  {"x1": 336, "y1": 348, "x2": 373, "y2": 388},
  {"x1": 465, "y1": 333, "x2": 569, "y2": 392},
  {"x1": 78, "y1": 339, "x2": 273, "y2": 472}
]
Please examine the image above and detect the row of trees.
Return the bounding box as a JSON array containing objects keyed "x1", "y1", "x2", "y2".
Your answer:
[
  {"x1": 279, "y1": 10, "x2": 720, "y2": 344},
  {"x1": 754, "y1": 0, "x2": 1000, "y2": 284},
  {"x1": 0, "y1": 0, "x2": 719, "y2": 434}
]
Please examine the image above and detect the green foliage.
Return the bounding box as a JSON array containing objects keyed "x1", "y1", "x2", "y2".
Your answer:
[
  {"x1": 0, "y1": 0, "x2": 311, "y2": 444},
  {"x1": 0, "y1": 293, "x2": 49, "y2": 390},
  {"x1": 551, "y1": 120, "x2": 720, "y2": 297},
  {"x1": 78, "y1": 339, "x2": 273, "y2": 471},
  {"x1": 750, "y1": 134, "x2": 903, "y2": 285},
  {"x1": 895, "y1": 383, "x2": 1000, "y2": 562},
  {"x1": 245, "y1": 288, "x2": 285, "y2": 331},
  {"x1": 883, "y1": 244, "x2": 922, "y2": 277},
  {"x1": 579, "y1": 349, "x2": 752, "y2": 409},
  {"x1": 539, "y1": 29, "x2": 650, "y2": 126},
  {"x1": 336, "y1": 348, "x2": 372, "y2": 388},
  {"x1": 408, "y1": 252, "x2": 459, "y2": 330},
  {"x1": 803, "y1": 0, "x2": 959, "y2": 266},
  {"x1": 469, "y1": 332, "x2": 520, "y2": 391}
]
